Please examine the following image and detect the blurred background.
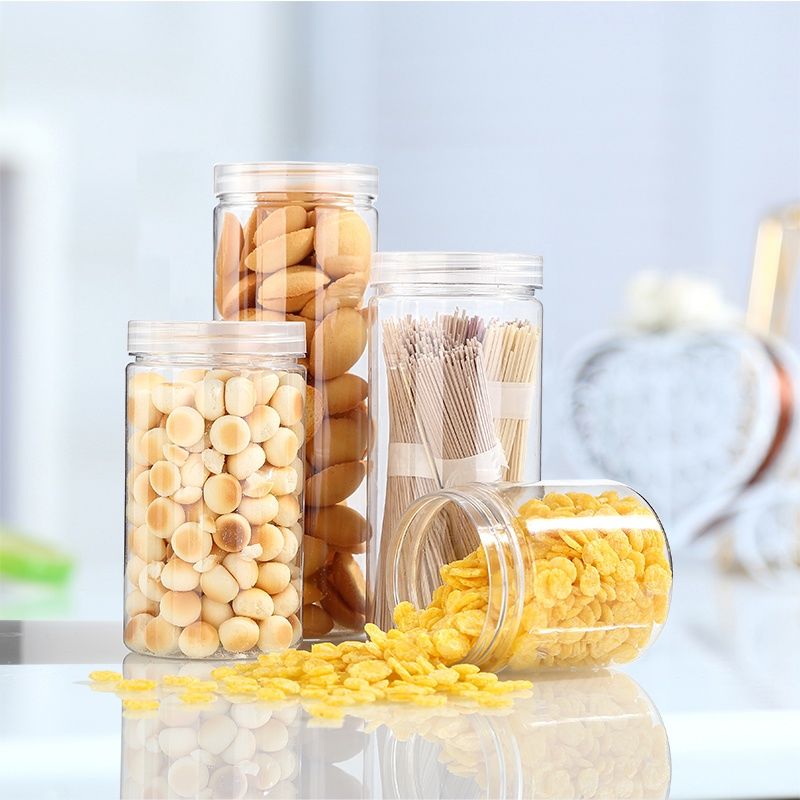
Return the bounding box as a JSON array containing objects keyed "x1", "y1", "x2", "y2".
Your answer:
[{"x1": 1, "y1": 1, "x2": 799, "y2": 619}]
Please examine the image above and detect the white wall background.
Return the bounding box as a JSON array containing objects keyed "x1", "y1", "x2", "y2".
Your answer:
[{"x1": 0, "y1": 2, "x2": 798, "y2": 614}]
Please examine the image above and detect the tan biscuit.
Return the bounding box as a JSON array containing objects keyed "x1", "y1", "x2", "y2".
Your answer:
[
  {"x1": 263, "y1": 428, "x2": 300, "y2": 468},
  {"x1": 254, "y1": 205, "x2": 308, "y2": 246},
  {"x1": 321, "y1": 373, "x2": 367, "y2": 416},
  {"x1": 237, "y1": 494, "x2": 279, "y2": 526},
  {"x1": 237, "y1": 308, "x2": 286, "y2": 322},
  {"x1": 245, "y1": 404, "x2": 281, "y2": 444},
  {"x1": 225, "y1": 376, "x2": 257, "y2": 417},
  {"x1": 138, "y1": 428, "x2": 169, "y2": 466},
  {"x1": 223, "y1": 552, "x2": 259, "y2": 589},
  {"x1": 125, "y1": 552, "x2": 147, "y2": 586},
  {"x1": 210, "y1": 415, "x2": 251, "y2": 455},
  {"x1": 166, "y1": 406, "x2": 206, "y2": 449},
  {"x1": 220, "y1": 273, "x2": 258, "y2": 320},
  {"x1": 160, "y1": 557, "x2": 200, "y2": 591},
  {"x1": 201, "y1": 448, "x2": 225, "y2": 475},
  {"x1": 177, "y1": 368, "x2": 208, "y2": 383},
  {"x1": 133, "y1": 470, "x2": 157, "y2": 506},
  {"x1": 304, "y1": 385, "x2": 325, "y2": 439},
  {"x1": 328, "y1": 552, "x2": 366, "y2": 614},
  {"x1": 160, "y1": 590, "x2": 202, "y2": 627},
  {"x1": 256, "y1": 562, "x2": 291, "y2": 595},
  {"x1": 302, "y1": 580, "x2": 324, "y2": 605},
  {"x1": 269, "y1": 385, "x2": 304, "y2": 427},
  {"x1": 252, "y1": 371, "x2": 281, "y2": 405},
  {"x1": 241, "y1": 207, "x2": 269, "y2": 267},
  {"x1": 256, "y1": 267, "x2": 329, "y2": 305},
  {"x1": 163, "y1": 443, "x2": 190, "y2": 467},
  {"x1": 241, "y1": 470, "x2": 275, "y2": 499},
  {"x1": 129, "y1": 372, "x2": 167, "y2": 392},
  {"x1": 305, "y1": 461, "x2": 365, "y2": 507},
  {"x1": 270, "y1": 583, "x2": 300, "y2": 618},
  {"x1": 146, "y1": 497, "x2": 186, "y2": 539},
  {"x1": 144, "y1": 616, "x2": 181, "y2": 656},
  {"x1": 272, "y1": 494, "x2": 301, "y2": 527},
  {"x1": 127, "y1": 587, "x2": 159, "y2": 616},
  {"x1": 286, "y1": 313, "x2": 315, "y2": 351},
  {"x1": 302, "y1": 536, "x2": 329, "y2": 577},
  {"x1": 314, "y1": 209, "x2": 371, "y2": 276},
  {"x1": 307, "y1": 414, "x2": 367, "y2": 470},
  {"x1": 272, "y1": 527, "x2": 299, "y2": 565},
  {"x1": 258, "y1": 289, "x2": 316, "y2": 314},
  {"x1": 179, "y1": 621, "x2": 220, "y2": 659},
  {"x1": 203, "y1": 473, "x2": 243, "y2": 515},
  {"x1": 258, "y1": 616, "x2": 294, "y2": 652},
  {"x1": 251, "y1": 524, "x2": 284, "y2": 562},
  {"x1": 301, "y1": 273, "x2": 367, "y2": 319},
  {"x1": 233, "y1": 588, "x2": 275, "y2": 620},
  {"x1": 200, "y1": 564, "x2": 240, "y2": 604},
  {"x1": 309, "y1": 308, "x2": 367, "y2": 379},
  {"x1": 227, "y1": 442, "x2": 267, "y2": 480},
  {"x1": 128, "y1": 388, "x2": 161, "y2": 431},
  {"x1": 320, "y1": 587, "x2": 365, "y2": 630},
  {"x1": 195, "y1": 378, "x2": 227, "y2": 421},
  {"x1": 213, "y1": 513, "x2": 252, "y2": 553},
  {"x1": 218, "y1": 616, "x2": 260, "y2": 653},
  {"x1": 186, "y1": 433, "x2": 210, "y2": 453},
  {"x1": 215, "y1": 211, "x2": 244, "y2": 317},
  {"x1": 171, "y1": 522, "x2": 213, "y2": 563},
  {"x1": 152, "y1": 382, "x2": 196, "y2": 415},
  {"x1": 149, "y1": 460, "x2": 182, "y2": 497},
  {"x1": 131, "y1": 523, "x2": 167, "y2": 562},
  {"x1": 245, "y1": 227, "x2": 315, "y2": 274},
  {"x1": 172, "y1": 485, "x2": 203, "y2": 505},
  {"x1": 305, "y1": 505, "x2": 368, "y2": 551},
  {"x1": 302, "y1": 604, "x2": 334, "y2": 637},
  {"x1": 201, "y1": 597, "x2": 234, "y2": 629},
  {"x1": 124, "y1": 613, "x2": 154, "y2": 651},
  {"x1": 180, "y1": 453, "x2": 210, "y2": 488}
]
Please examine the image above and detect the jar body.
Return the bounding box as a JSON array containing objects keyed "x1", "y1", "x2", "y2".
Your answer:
[
  {"x1": 368, "y1": 283, "x2": 543, "y2": 629},
  {"x1": 125, "y1": 354, "x2": 305, "y2": 658},
  {"x1": 213, "y1": 186, "x2": 376, "y2": 641},
  {"x1": 389, "y1": 481, "x2": 672, "y2": 673}
]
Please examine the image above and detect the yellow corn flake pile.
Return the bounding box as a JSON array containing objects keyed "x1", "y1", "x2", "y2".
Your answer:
[{"x1": 395, "y1": 490, "x2": 672, "y2": 671}]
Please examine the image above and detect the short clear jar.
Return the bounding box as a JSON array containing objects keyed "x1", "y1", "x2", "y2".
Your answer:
[
  {"x1": 125, "y1": 321, "x2": 306, "y2": 659},
  {"x1": 214, "y1": 163, "x2": 378, "y2": 642},
  {"x1": 387, "y1": 481, "x2": 672, "y2": 673},
  {"x1": 367, "y1": 253, "x2": 543, "y2": 629}
]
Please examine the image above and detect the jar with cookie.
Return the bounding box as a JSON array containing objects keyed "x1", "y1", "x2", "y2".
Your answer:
[
  {"x1": 125, "y1": 321, "x2": 306, "y2": 658},
  {"x1": 213, "y1": 163, "x2": 377, "y2": 641}
]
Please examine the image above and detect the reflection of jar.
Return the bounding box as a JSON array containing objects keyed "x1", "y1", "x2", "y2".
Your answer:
[
  {"x1": 388, "y1": 481, "x2": 672, "y2": 672},
  {"x1": 213, "y1": 163, "x2": 378, "y2": 642},
  {"x1": 371, "y1": 671, "x2": 670, "y2": 800},
  {"x1": 367, "y1": 252, "x2": 544, "y2": 628},
  {"x1": 120, "y1": 655, "x2": 301, "y2": 799},
  {"x1": 125, "y1": 321, "x2": 306, "y2": 659}
]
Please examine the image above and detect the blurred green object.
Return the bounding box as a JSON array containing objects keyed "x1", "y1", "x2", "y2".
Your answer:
[{"x1": 0, "y1": 527, "x2": 73, "y2": 585}]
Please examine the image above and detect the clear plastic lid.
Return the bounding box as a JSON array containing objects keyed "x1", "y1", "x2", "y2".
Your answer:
[
  {"x1": 128, "y1": 321, "x2": 307, "y2": 357},
  {"x1": 371, "y1": 252, "x2": 543, "y2": 288},
  {"x1": 214, "y1": 162, "x2": 379, "y2": 198}
]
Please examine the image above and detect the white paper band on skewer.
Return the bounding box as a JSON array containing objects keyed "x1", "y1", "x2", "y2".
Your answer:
[
  {"x1": 487, "y1": 381, "x2": 536, "y2": 420},
  {"x1": 387, "y1": 442, "x2": 507, "y2": 484}
]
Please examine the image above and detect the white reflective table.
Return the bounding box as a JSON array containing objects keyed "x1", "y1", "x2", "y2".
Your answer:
[{"x1": 0, "y1": 560, "x2": 798, "y2": 800}]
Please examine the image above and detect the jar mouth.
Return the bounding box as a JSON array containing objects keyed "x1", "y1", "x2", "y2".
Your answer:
[
  {"x1": 386, "y1": 487, "x2": 527, "y2": 671},
  {"x1": 371, "y1": 252, "x2": 543, "y2": 289},
  {"x1": 213, "y1": 162, "x2": 378, "y2": 198},
  {"x1": 127, "y1": 320, "x2": 307, "y2": 357}
]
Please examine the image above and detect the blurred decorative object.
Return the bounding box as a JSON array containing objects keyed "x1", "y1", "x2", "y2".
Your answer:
[
  {"x1": 0, "y1": 526, "x2": 73, "y2": 585},
  {"x1": 562, "y1": 203, "x2": 800, "y2": 555},
  {"x1": 625, "y1": 270, "x2": 740, "y2": 331}
]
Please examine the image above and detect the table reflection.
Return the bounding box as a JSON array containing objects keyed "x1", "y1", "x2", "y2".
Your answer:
[{"x1": 117, "y1": 657, "x2": 669, "y2": 799}]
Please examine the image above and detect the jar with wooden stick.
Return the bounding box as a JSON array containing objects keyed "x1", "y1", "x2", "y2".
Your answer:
[{"x1": 367, "y1": 253, "x2": 543, "y2": 629}]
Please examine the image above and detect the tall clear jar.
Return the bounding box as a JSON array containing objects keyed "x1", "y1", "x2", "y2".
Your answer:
[
  {"x1": 367, "y1": 253, "x2": 543, "y2": 628},
  {"x1": 213, "y1": 162, "x2": 378, "y2": 642},
  {"x1": 125, "y1": 321, "x2": 306, "y2": 659},
  {"x1": 386, "y1": 481, "x2": 672, "y2": 673}
]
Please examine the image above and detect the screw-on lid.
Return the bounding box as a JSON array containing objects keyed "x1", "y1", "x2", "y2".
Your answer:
[
  {"x1": 214, "y1": 162, "x2": 379, "y2": 198},
  {"x1": 371, "y1": 252, "x2": 543, "y2": 288},
  {"x1": 128, "y1": 321, "x2": 307, "y2": 357}
]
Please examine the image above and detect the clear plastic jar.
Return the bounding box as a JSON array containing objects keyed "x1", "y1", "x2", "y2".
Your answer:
[
  {"x1": 386, "y1": 481, "x2": 672, "y2": 672},
  {"x1": 367, "y1": 253, "x2": 543, "y2": 628},
  {"x1": 213, "y1": 162, "x2": 377, "y2": 642},
  {"x1": 125, "y1": 321, "x2": 306, "y2": 659}
]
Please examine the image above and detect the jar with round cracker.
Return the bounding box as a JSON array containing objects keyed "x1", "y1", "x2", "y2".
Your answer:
[
  {"x1": 213, "y1": 162, "x2": 377, "y2": 641},
  {"x1": 125, "y1": 320, "x2": 306, "y2": 658}
]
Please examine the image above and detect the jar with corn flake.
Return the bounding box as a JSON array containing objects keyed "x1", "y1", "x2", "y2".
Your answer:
[
  {"x1": 213, "y1": 163, "x2": 377, "y2": 642},
  {"x1": 367, "y1": 253, "x2": 543, "y2": 629},
  {"x1": 386, "y1": 481, "x2": 672, "y2": 672},
  {"x1": 125, "y1": 321, "x2": 306, "y2": 658}
]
